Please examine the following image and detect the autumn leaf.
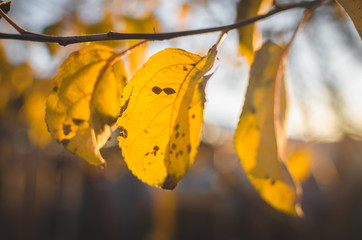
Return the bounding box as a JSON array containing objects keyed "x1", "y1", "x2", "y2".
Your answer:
[
  {"x1": 337, "y1": 0, "x2": 362, "y2": 39},
  {"x1": 234, "y1": 41, "x2": 302, "y2": 216},
  {"x1": 46, "y1": 44, "x2": 127, "y2": 166},
  {"x1": 117, "y1": 46, "x2": 217, "y2": 189},
  {"x1": 236, "y1": 0, "x2": 272, "y2": 64}
]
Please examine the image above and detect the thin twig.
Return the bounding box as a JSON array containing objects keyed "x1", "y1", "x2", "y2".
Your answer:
[
  {"x1": 0, "y1": 8, "x2": 28, "y2": 34},
  {"x1": 0, "y1": 1, "x2": 320, "y2": 46}
]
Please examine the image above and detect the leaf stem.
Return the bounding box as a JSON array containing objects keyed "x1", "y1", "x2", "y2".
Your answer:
[
  {"x1": 215, "y1": 31, "x2": 228, "y2": 49},
  {"x1": 0, "y1": 1, "x2": 321, "y2": 46}
]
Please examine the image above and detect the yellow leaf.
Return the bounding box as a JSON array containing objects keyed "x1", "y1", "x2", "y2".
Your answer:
[
  {"x1": 117, "y1": 46, "x2": 217, "y2": 189},
  {"x1": 234, "y1": 41, "x2": 302, "y2": 216},
  {"x1": 337, "y1": 0, "x2": 362, "y2": 39},
  {"x1": 236, "y1": 0, "x2": 272, "y2": 64},
  {"x1": 46, "y1": 45, "x2": 127, "y2": 166}
]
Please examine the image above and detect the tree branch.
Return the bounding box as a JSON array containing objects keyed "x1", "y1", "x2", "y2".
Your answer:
[{"x1": 0, "y1": 0, "x2": 321, "y2": 46}]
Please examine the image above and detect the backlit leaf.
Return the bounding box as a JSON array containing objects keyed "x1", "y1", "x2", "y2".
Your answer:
[
  {"x1": 337, "y1": 0, "x2": 362, "y2": 39},
  {"x1": 117, "y1": 46, "x2": 217, "y2": 189},
  {"x1": 236, "y1": 0, "x2": 272, "y2": 64},
  {"x1": 46, "y1": 45, "x2": 127, "y2": 166},
  {"x1": 234, "y1": 41, "x2": 302, "y2": 216}
]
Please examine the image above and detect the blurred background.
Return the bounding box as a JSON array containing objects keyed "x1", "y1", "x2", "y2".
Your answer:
[{"x1": 0, "y1": 0, "x2": 362, "y2": 239}]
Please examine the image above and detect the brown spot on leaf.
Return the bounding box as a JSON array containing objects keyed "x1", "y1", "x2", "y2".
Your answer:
[
  {"x1": 250, "y1": 104, "x2": 256, "y2": 114},
  {"x1": 172, "y1": 144, "x2": 176, "y2": 150},
  {"x1": 163, "y1": 88, "x2": 176, "y2": 95},
  {"x1": 162, "y1": 174, "x2": 178, "y2": 190},
  {"x1": 145, "y1": 152, "x2": 149, "y2": 156},
  {"x1": 182, "y1": 133, "x2": 185, "y2": 137},
  {"x1": 63, "y1": 124, "x2": 71, "y2": 136},
  {"x1": 52, "y1": 86, "x2": 58, "y2": 92},
  {"x1": 187, "y1": 144, "x2": 191, "y2": 153},
  {"x1": 271, "y1": 179, "x2": 276, "y2": 185},
  {"x1": 119, "y1": 96, "x2": 130, "y2": 117},
  {"x1": 152, "y1": 86, "x2": 162, "y2": 94},
  {"x1": 175, "y1": 124, "x2": 180, "y2": 130},
  {"x1": 183, "y1": 66, "x2": 188, "y2": 71},
  {"x1": 60, "y1": 139, "x2": 70, "y2": 146},
  {"x1": 179, "y1": 150, "x2": 183, "y2": 156},
  {"x1": 192, "y1": 114, "x2": 195, "y2": 119},
  {"x1": 119, "y1": 126, "x2": 128, "y2": 138},
  {"x1": 175, "y1": 132, "x2": 179, "y2": 138},
  {"x1": 153, "y1": 145, "x2": 159, "y2": 156},
  {"x1": 73, "y1": 51, "x2": 80, "y2": 58},
  {"x1": 72, "y1": 118, "x2": 84, "y2": 125}
]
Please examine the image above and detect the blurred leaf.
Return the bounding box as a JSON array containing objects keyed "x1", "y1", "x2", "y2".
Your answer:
[
  {"x1": 286, "y1": 147, "x2": 314, "y2": 183},
  {"x1": 337, "y1": 0, "x2": 362, "y2": 39},
  {"x1": 43, "y1": 19, "x2": 66, "y2": 55},
  {"x1": 179, "y1": 3, "x2": 190, "y2": 20},
  {"x1": 46, "y1": 45, "x2": 127, "y2": 166},
  {"x1": 81, "y1": 11, "x2": 126, "y2": 49},
  {"x1": 236, "y1": 0, "x2": 272, "y2": 64},
  {"x1": 0, "y1": 46, "x2": 33, "y2": 118},
  {"x1": 234, "y1": 41, "x2": 302, "y2": 216},
  {"x1": 83, "y1": 12, "x2": 114, "y2": 34},
  {"x1": 122, "y1": 14, "x2": 160, "y2": 75},
  {"x1": 21, "y1": 79, "x2": 52, "y2": 147},
  {"x1": 117, "y1": 46, "x2": 217, "y2": 189}
]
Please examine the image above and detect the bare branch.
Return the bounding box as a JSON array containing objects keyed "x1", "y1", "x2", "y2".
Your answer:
[{"x1": 0, "y1": 1, "x2": 321, "y2": 46}]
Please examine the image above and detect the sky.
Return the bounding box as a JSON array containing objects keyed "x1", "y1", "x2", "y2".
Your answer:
[{"x1": 1, "y1": 0, "x2": 362, "y2": 142}]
